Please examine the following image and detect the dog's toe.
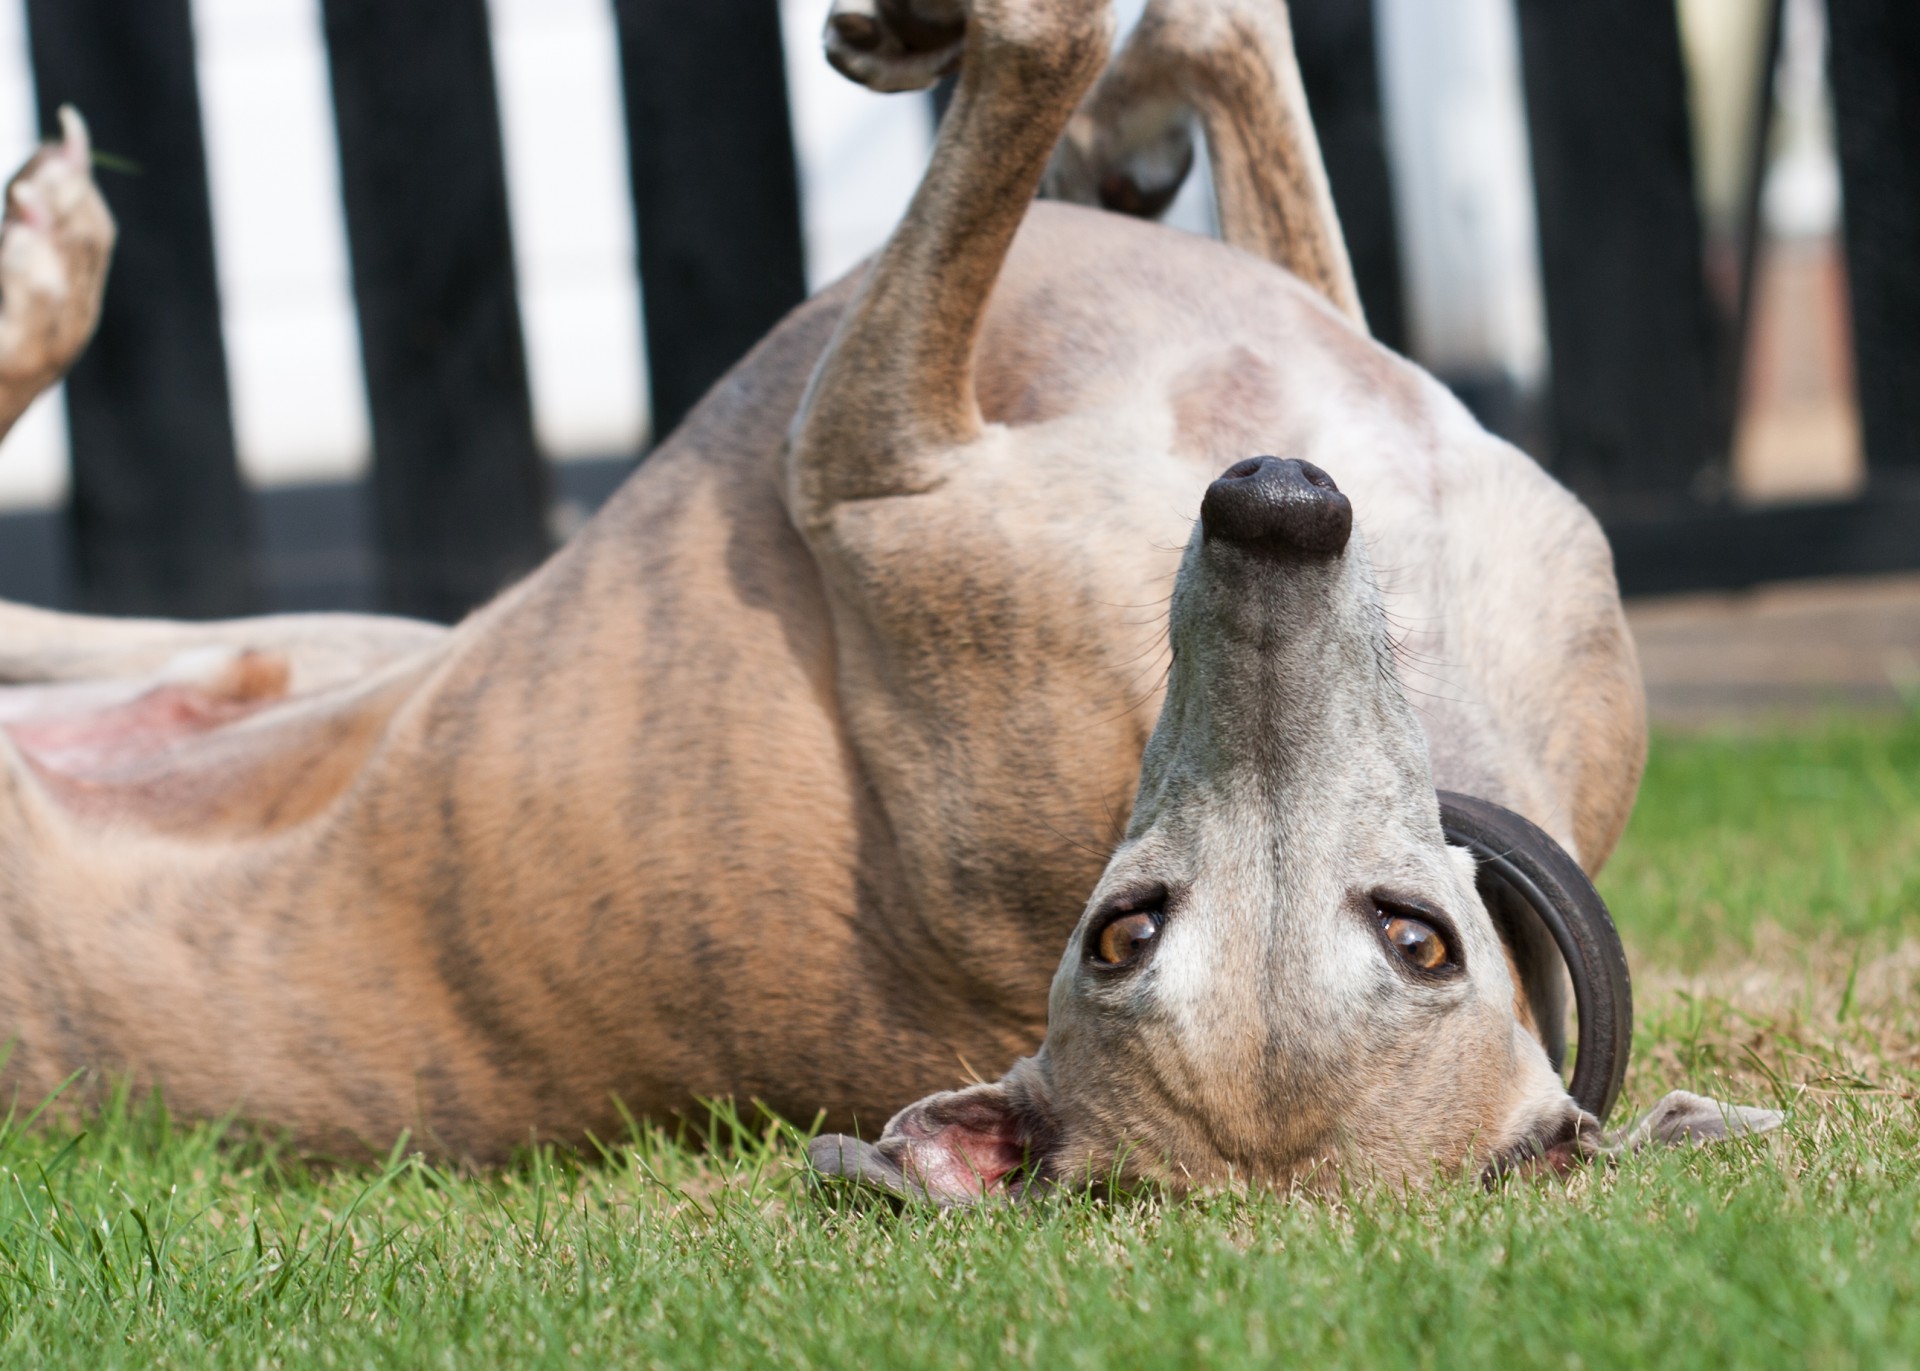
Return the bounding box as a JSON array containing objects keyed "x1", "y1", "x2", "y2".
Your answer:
[{"x1": 822, "y1": 0, "x2": 965, "y2": 93}]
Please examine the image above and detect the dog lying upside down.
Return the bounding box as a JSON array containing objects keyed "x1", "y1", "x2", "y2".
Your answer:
[{"x1": 0, "y1": 0, "x2": 1775, "y2": 1193}]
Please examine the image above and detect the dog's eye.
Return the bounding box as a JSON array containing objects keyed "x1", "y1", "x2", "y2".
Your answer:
[
  {"x1": 1381, "y1": 910, "x2": 1450, "y2": 972},
  {"x1": 1090, "y1": 910, "x2": 1163, "y2": 969}
]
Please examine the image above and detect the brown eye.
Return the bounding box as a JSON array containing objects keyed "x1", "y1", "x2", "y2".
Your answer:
[
  {"x1": 1382, "y1": 912, "x2": 1450, "y2": 972},
  {"x1": 1092, "y1": 911, "x2": 1163, "y2": 968}
]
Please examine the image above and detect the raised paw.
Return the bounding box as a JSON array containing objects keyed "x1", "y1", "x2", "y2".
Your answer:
[
  {"x1": 0, "y1": 107, "x2": 116, "y2": 406},
  {"x1": 1044, "y1": 96, "x2": 1196, "y2": 219},
  {"x1": 824, "y1": 0, "x2": 967, "y2": 93}
]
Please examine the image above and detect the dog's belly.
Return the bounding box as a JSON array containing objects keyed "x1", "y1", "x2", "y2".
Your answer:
[{"x1": 370, "y1": 204, "x2": 1634, "y2": 1140}]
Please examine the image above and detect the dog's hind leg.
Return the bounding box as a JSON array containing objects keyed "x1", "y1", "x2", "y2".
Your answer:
[
  {"x1": 0, "y1": 119, "x2": 445, "y2": 692},
  {"x1": 0, "y1": 601, "x2": 445, "y2": 693},
  {"x1": 0, "y1": 108, "x2": 114, "y2": 442},
  {"x1": 1055, "y1": 0, "x2": 1362, "y2": 326}
]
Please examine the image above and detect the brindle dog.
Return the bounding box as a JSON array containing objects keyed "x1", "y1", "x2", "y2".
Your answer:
[{"x1": 0, "y1": 1, "x2": 1772, "y2": 1190}]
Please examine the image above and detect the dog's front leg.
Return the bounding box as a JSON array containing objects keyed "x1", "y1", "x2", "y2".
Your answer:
[
  {"x1": 786, "y1": 0, "x2": 1113, "y2": 528},
  {"x1": 781, "y1": 0, "x2": 1120, "y2": 1022},
  {"x1": 1065, "y1": 0, "x2": 1363, "y2": 325}
]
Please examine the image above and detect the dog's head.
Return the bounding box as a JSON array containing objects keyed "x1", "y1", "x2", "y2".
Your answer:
[{"x1": 813, "y1": 457, "x2": 1777, "y2": 1202}]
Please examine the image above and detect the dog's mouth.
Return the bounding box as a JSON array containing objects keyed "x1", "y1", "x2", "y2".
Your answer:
[{"x1": 1481, "y1": 1106, "x2": 1603, "y2": 1185}]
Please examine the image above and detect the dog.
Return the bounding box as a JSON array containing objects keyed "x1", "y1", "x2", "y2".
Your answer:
[{"x1": 0, "y1": 0, "x2": 1774, "y2": 1188}]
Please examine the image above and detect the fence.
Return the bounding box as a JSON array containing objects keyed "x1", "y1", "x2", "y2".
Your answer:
[{"x1": 1, "y1": 0, "x2": 1915, "y2": 621}]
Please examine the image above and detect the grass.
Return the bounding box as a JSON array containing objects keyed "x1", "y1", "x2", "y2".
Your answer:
[
  {"x1": 1603, "y1": 709, "x2": 1920, "y2": 965},
  {"x1": 2, "y1": 713, "x2": 1916, "y2": 1368}
]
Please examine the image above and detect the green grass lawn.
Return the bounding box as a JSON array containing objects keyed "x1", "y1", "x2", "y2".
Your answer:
[{"x1": 3, "y1": 713, "x2": 1916, "y2": 1368}]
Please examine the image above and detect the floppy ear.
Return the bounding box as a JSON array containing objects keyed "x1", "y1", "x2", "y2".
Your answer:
[
  {"x1": 808, "y1": 1061, "x2": 1057, "y2": 1207},
  {"x1": 1604, "y1": 1090, "x2": 1784, "y2": 1152}
]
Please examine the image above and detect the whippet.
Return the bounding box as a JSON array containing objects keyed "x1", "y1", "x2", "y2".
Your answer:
[{"x1": 0, "y1": 0, "x2": 1772, "y2": 1190}]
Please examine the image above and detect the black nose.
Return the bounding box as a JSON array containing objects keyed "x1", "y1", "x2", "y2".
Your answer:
[{"x1": 1200, "y1": 457, "x2": 1352, "y2": 556}]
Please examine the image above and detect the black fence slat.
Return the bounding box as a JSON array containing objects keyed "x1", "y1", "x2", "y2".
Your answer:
[
  {"x1": 612, "y1": 0, "x2": 809, "y2": 444},
  {"x1": 1606, "y1": 488, "x2": 1920, "y2": 598},
  {"x1": 1515, "y1": 0, "x2": 1717, "y2": 513},
  {"x1": 1292, "y1": 0, "x2": 1407, "y2": 359},
  {"x1": 0, "y1": 506, "x2": 67, "y2": 612},
  {"x1": 1827, "y1": 0, "x2": 1920, "y2": 485},
  {"x1": 22, "y1": 0, "x2": 259, "y2": 618},
  {"x1": 321, "y1": 0, "x2": 551, "y2": 624}
]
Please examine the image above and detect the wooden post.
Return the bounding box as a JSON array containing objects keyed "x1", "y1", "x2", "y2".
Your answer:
[
  {"x1": 321, "y1": 0, "x2": 550, "y2": 623},
  {"x1": 612, "y1": 0, "x2": 809, "y2": 445},
  {"x1": 22, "y1": 0, "x2": 259, "y2": 618},
  {"x1": 1827, "y1": 0, "x2": 1920, "y2": 485},
  {"x1": 1515, "y1": 0, "x2": 1716, "y2": 511}
]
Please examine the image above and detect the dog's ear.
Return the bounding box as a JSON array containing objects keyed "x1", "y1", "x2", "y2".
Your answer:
[
  {"x1": 1603, "y1": 1090, "x2": 1784, "y2": 1153},
  {"x1": 809, "y1": 1059, "x2": 1057, "y2": 1206}
]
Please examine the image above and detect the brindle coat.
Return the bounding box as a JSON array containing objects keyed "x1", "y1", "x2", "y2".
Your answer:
[{"x1": 0, "y1": 0, "x2": 1657, "y2": 1178}]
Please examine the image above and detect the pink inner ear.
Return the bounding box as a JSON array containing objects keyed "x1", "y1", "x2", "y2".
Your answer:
[
  {"x1": 899, "y1": 1118, "x2": 1030, "y2": 1201},
  {"x1": 1538, "y1": 1137, "x2": 1588, "y2": 1177}
]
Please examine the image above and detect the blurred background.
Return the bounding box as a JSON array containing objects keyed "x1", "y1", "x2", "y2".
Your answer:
[{"x1": 0, "y1": 0, "x2": 1912, "y2": 713}]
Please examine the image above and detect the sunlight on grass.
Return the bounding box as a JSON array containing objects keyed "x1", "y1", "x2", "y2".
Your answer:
[
  {"x1": 1602, "y1": 710, "x2": 1920, "y2": 965},
  {"x1": 0, "y1": 714, "x2": 1915, "y2": 1368}
]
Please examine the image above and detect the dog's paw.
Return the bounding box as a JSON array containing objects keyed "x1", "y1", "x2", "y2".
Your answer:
[
  {"x1": 0, "y1": 107, "x2": 115, "y2": 393},
  {"x1": 1043, "y1": 98, "x2": 1195, "y2": 220},
  {"x1": 823, "y1": 0, "x2": 966, "y2": 94}
]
